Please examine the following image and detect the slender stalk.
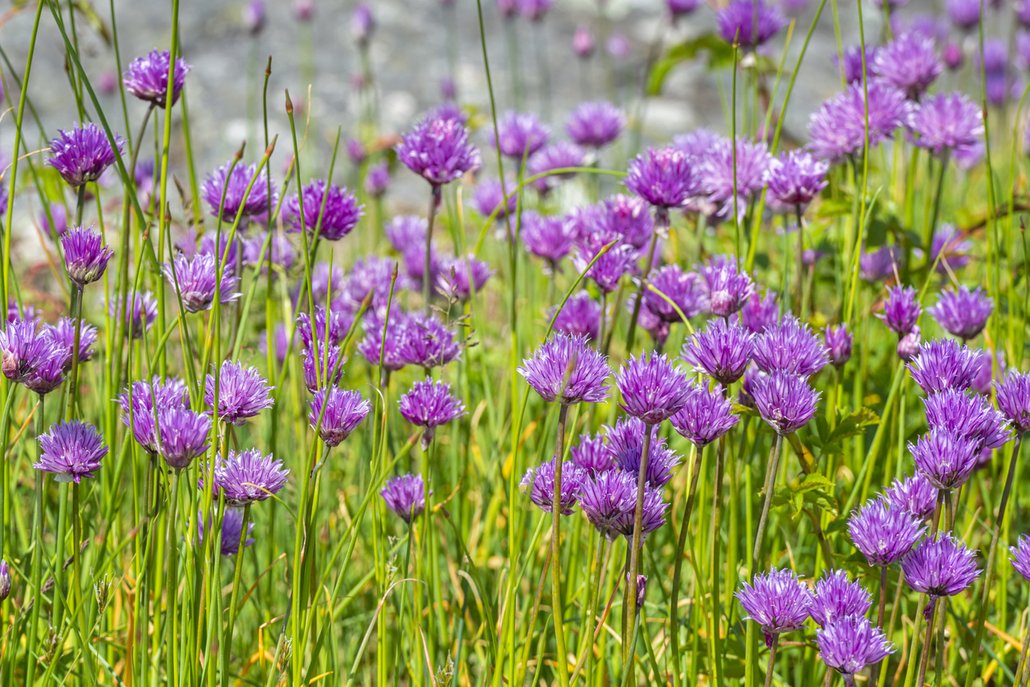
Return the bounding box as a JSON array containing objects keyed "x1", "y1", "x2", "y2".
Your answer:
[
  {"x1": 752, "y1": 433, "x2": 784, "y2": 567},
  {"x1": 550, "y1": 404, "x2": 572, "y2": 687},
  {"x1": 669, "y1": 443, "x2": 702, "y2": 685},
  {"x1": 764, "y1": 634, "x2": 780, "y2": 687},
  {"x1": 624, "y1": 210, "x2": 666, "y2": 352},
  {"x1": 621, "y1": 423, "x2": 654, "y2": 678},
  {"x1": 221, "y1": 503, "x2": 252, "y2": 681},
  {"x1": 423, "y1": 185, "x2": 442, "y2": 313},
  {"x1": 794, "y1": 203, "x2": 805, "y2": 316},
  {"x1": 915, "y1": 598, "x2": 937, "y2": 687},
  {"x1": 72, "y1": 482, "x2": 94, "y2": 682},
  {"x1": 64, "y1": 285, "x2": 85, "y2": 420},
  {"x1": 165, "y1": 471, "x2": 181, "y2": 687},
  {"x1": 1015, "y1": 621, "x2": 1030, "y2": 687},
  {"x1": 877, "y1": 565, "x2": 888, "y2": 628}
]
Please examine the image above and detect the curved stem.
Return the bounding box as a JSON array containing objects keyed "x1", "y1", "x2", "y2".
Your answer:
[{"x1": 550, "y1": 403, "x2": 571, "y2": 686}]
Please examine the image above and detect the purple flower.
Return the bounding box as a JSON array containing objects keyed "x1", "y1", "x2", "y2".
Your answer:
[
  {"x1": 750, "y1": 370, "x2": 820, "y2": 435},
  {"x1": 578, "y1": 468, "x2": 635, "y2": 538},
  {"x1": 808, "y1": 82, "x2": 911, "y2": 162},
  {"x1": 736, "y1": 568, "x2": 813, "y2": 640},
  {"x1": 700, "y1": 137, "x2": 772, "y2": 208},
  {"x1": 437, "y1": 255, "x2": 492, "y2": 301},
  {"x1": 519, "y1": 333, "x2": 610, "y2": 405},
  {"x1": 574, "y1": 239, "x2": 638, "y2": 294},
  {"x1": 752, "y1": 315, "x2": 830, "y2": 377},
  {"x1": 521, "y1": 458, "x2": 588, "y2": 514},
  {"x1": 381, "y1": 474, "x2": 425, "y2": 523},
  {"x1": 243, "y1": 0, "x2": 265, "y2": 33},
  {"x1": 156, "y1": 407, "x2": 211, "y2": 470},
  {"x1": 309, "y1": 387, "x2": 370, "y2": 447},
  {"x1": 861, "y1": 245, "x2": 903, "y2": 283},
  {"x1": 811, "y1": 570, "x2": 872, "y2": 627},
  {"x1": 301, "y1": 343, "x2": 345, "y2": 393},
  {"x1": 213, "y1": 449, "x2": 288, "y2": 506},
  {"x1": 48, "y1": 123, "x2": 122, "y2": 187},
  {"x1": 909, "y1": 92, "x2": 983, "y2": 158},
  {"x1": 625, "y1": 146, "x2": 699, "y2": 210},
  {"x1": 358, "y1": 313, "x2": 408, "y2": 371},
  {"x1": 740, "y1": 290, "x2": 780, "y2": 334},
  {"x1": 668, "y1": 0, "x2": 701, "y2": 17},
  {"x1": 928, "y1": 286, "x2": 992, "y2": 341},
  {"x1": 644, "y1": 265, "x2": 706, "y2": 323},
  {"x1": 716, "y1": 0, "x2": 786, "y2": 47},
  {"x1": 929, "y1": 225, "x2": 971, "y2": 275},
  {"x1": 849, "y1": 498, "x2": 925, "y2": 567},
  {"x1": 385, "y1": 215, "x2": 427, "y2": 252},
  {"x1": 615, "y1": 352, "x2": 690, "y2": 424},
  {"x1": 398, "y1": 312, "x2": 461, "y2": 369},
  {"x1": 923, "y1": 388, "x2": 1010, "y2": 452},
  {"x1": 566, "y1": 101, "x2": 625, "y2": 149},
  {"x1": 364, "y1": 161, "x2": 391, "y2": 197},
  {"x1": 283, "y1": 180, "x2": 363, "y2": 240},
  {"x1": 838, "y1": 45, "x2": 879, "y2": 84},
  {"x1": 946, "y1": 0, "x2": 981, "y2": 29},
  {"x1": 398, "y1": 380, "x2": 465, "y2": 447},
  {"x1": 243, "y1": 232, "x2": 296, "y2": 272},
  {"x1": 62, "y1": 226, "x2": 114, "y2": 288},
  {"x1": 35, "y1": 421, "x2": 107, "y2": 483},
  {"x1": 902, "y1": 534, "x2": 980, "y2": 598},
  {"x1": 682, "y1": 317, "x2": 754, "y2": 385},
  {"x1": 163, "y1": 253, "x2": 241, "y2": 313},
  {"x1": 873, "y1": 32, "x2": 942, "y2": 98},
  {"x1": 599, "y1": 194, "x2": 655, "y2": 250},
  {"x1": 907, "y1": 339, "x2": 982, "y2": 394},
  {"x1": 0, "y1": 317, "x2": 70, "y2": 395},
  {"x1": 518, "y1": 0, "x2": 553, "y2": 21},
  {"x1": 494, "y1": 111, "x2": 550, "y2": 159},
  {"x1": 397, "y1": 114, "x2": 480, "y2": 186},
  {"x1": 825, "y1": 324, "x2": 852, "y2": 368},
  {"x1": 767, "y1": 149, "x2": 828, "y2": 207},
  {"x1": 473, "y1": 179, "x2": 517, "y2": 220},
  {"x1": 204, "y1": 361, "x2": 274, "y2": 425},
  {"x1": 898, "y1": 326, "x2": 922, "y2": 362},
  {"x1": 551, "y1": 292, "x2": 602, "y2": 341},
  {"x1": 605, "y1": 417, "x2": 680, "y2": 487},
  {"x1": 570, "y1": 433, "x2": 611, "y2": 475},
  {"x1": 0, "y1": 560, "x2": 10, "y2": 602},
  {"x1": 700, "y1": 255, "x2": 755, "y2": 317},
  {"x1": 573, "y1": 25, "x2": 594, "y2": 58},
  {"x1": 880, "y1": 285, "x2": 920, "y2": 336},
  {"x1": 202, "y1": 162, "x2": 275, "y2": 221},
  {"x1": 522, "y1": 212, "x2": 575, "y2": 267},
  {"x1": 1010, "y1": 535, "x2": 1030, "y2": 582},
  {"x1": 996, "y1": 371, "x2": 1030, "y2": 434},
  {"x1": 123, "y1": 49, "x2": 190, "y2": 107},
  {"x1": 118, "y1": 377, "x2": 188, "y2": 451},
  {"x1": 528, "y1": 142, "x2": 586, "y2": 194},
  {"x1": 884, "y1": 473, "x2": 938, "y2": 521},
  {"x1": 351, "y1": 3, "x2": 374, "y2": 44},
  {"x1": 199, "y1": 508, "x2": 255, "y2": 556},
  {"x1": 817, "y1": 616, "x2": 894, "y2": 679},
  {"x1": 670, "y1": 383, "x2": 739, "y2": 447},
  {"x1": 46, "y1": 318, "x2": 98, "y2": 368},
  {"x1": 909, "y1": 429, "x2": 979, "y2": 490}
]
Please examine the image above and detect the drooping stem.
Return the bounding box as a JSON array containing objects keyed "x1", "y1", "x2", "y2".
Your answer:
[
  {"x1": 764, "y1": 634, "x2": 780, "y2": 687},
  {"x1": 423, "y1": 184, "x2": 442, "y2": 313},
  {"x1": 549, "y1": 403, "x2": 571, "y2": 687},
  {"x1": 670, "y1": 443, "x2": 703, "y2": 685},
  {"x1": 621, "y1": 423, "x2": 654, "y2": 677},
  {"x1": 752, "y1": 432, "x2": 784, "y2": 567}
]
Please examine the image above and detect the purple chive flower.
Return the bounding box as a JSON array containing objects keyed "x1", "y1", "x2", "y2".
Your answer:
[
  {"x1": 766, "y1": 149, "x2": 828, "y2": 207},
  {"x1": 398, "y1": 380, "x2": 465, "y2": 448},
  {"x1": 300, "y1": 343, "x2": 345, "y2": 393},
  {"x1": 522, "y1": 212, "x2": 575, "y2": 267},
  {"x1": 155, "y1": 407, "x2": 211, "y2": 470},
  {"x1": 880, "y1": 285, "x2": 920, "y2": 336},
  {"x1": 398, "y1": 312, "x2": 461, "y2": 369},
  {"x1": 750, "y1": 370, "x2": 820, "y2": 435},
  {"x1": 528, "y1": 142, "x2": 586, "y2": 194},
  {"x1": 518, "y1": 0, "x2": 553, "y2": 21},
  {"x1": 599, "y1": 194, "x2": 655, "y2": 250},
  {"x1": 202, "y1": 162, "x2": 275, "y2": 221},
  {"x1": 668, "y1": 0, "x2": 701, "y2": 17},
  {"x1": 946, "y1": 0, "x2": 981, "y2": 29},
  {"x1": 494, "y1": 111, "x2": 550, "y2": 159},
  {"x1": 243, "y1": 0, "x2": 265, "y2": 33},
  {"x1": 907, "y1": 339, "x2": 982, "y2": 394},
  {"x1": 296, "y1": 306, "x2": 352, "y2": 351},
  {"x1": 163, "y1": 253, "x2": 241, "y2": 313},
  {"x1": 0, "y1": 318, "x2": 70, "y2": 395},
  {"x1": 397, "y1": 114, "x2": 480, "y2": 186},
  {"x1": 625, "y1": 146, "x2": 699, "y2": 210},
  {"x1": 909, "y1": 92, "x2": 983, "y2": 158},
  {"x1": 309, "y1": 387, "x2": 370, "y2": 447},
  {"x1": 644, "y1": 265, "x2": 706, "y2": 323},
  {"x1": 849, "y1": 498, "x2": 925, "y2": 567},
  {"x1": 872, "y1": 32, "x2": 942, "y2": 98},
  {"x1": 1010, "y1": 535, "x2": 1030, "y2": 582},
  {"x1": 909, "y1": 429, "x2": 979, "y2": 490},
  {"x1": 351, "y1": 3, "x2": 374, "y2": 44},
  {"x1": 752, "y1": 315, "x2": 830, "y2": 378},
  {"x1": 929, "y1": 225, "x2": 971, "y2": 275},
  {"x1": 716, "y1": 0, "x2": 786, "y2": 48},
  {"x1": 283, "y1": 180, "x2": 363, "y2": 240},
  {"x1": 118, "y1": 377, "x2": 188, "y2": 452},
  {"x1": 741, "y1": 290, "x2": 780, "y2": 334},
  {"x1": 928, "y1": 286, "x2": 992, "y2": 341},
  {"x1": 381, "y1": 474, "x2": 426, "y2": 523},
  {"x1": 838, "y1": 45, "x2": 879, "y2": 84},
  {"x1": 574, "y1": 239, "x2": 638, "y2": 294},
  {"x1": 35, "y1": 421, "x2": 108, "y2": 482},
  {"x1": 700, "y1": 137, "x2": 772, "y2": 208},
  {"x1": 897, "y1": 326, "x2": 922, "y2": 362},
  {"x1": 811, "y1": 570, "x2": 873, "y2": 627},
  {"x1": 996, "y1": 371, "x2": 1030, "y2": 434},
  {"x1": 472, "y1": 178, "x2": 517, "y2": 220},
  {"x1": 902, "y1": 534, "x2": 980, "y2": 598},
  {"x1": 364, "y1": 161, "x2": 391, "y2": 197},
  {"x1": 358, "y1": 314, "x2": 408, "y2": 372},
  {"x1": 61, "y1": 226, "x2": 114, "y2": 288},
  {"x1": 518, "y1": 333, "x2": 610, "y2": 405},
  {"x1": 609, "y1": 482, "x2": 667, "y2": 539},
  {"x1": 566, "y1": 101, "x2": 625, "y2": 149},
  {"x1": 123, "y1": 49, "x2": 190, "y2": 107},
  {"x1": 817, "y1": 616, "x2": 894, "y2": 683},
  {"x1": 46, "y1": 318, "x2": 98, "y2": 368},
  {"x1": 635, "y1": 299, "x2": 671, "y2": 348},
  {"x1": 48, "y1": 123, "x2": 122, "y2": 188},
  {"x1": 605, "y1": 417, "x2": 680, "y2": 487},
  {"x1": 808, "y1": 82, "x2": 911, "y2": 162},
  {"x1": 884, "y1": 473, "x2": 939, "y2": 521},
  {"x1": 385, "y1": 215, "x2": 427, "y2": 252},
  {"x1": 204, "y1": 361, "x2": 274, "y2": 425},
  {"x1": 551, "y1": 292, "x2": 602, "y2": 341},
  {"x1": 615, "y1": 353, "x2": 690, "y2": 425},
  {"x1": 861, "y1": 245, "x2": 903, "y2": 283},
  {"x1": 578, "y1": 469, "x2": 636, "y2": 539},
  {"x1": 682, "y1": 317, "x2": 754, "y2": 385},
  {"x1": 570, "y1": 433, "x2": 612, "y2": 475},
  {"x1": 825, "y1": 324, "x2": 853, "y2": 368},
  {"x1": 521, "y1": 458, "x2": 588, "y2": 514},
  {"x1": 923, "y1": 389, "x2": 1010, "y2": 452},
  {"x1": 700, "y1": 255, "x2": 755, "y2": 318},
  {"x1": 573, "y1": 25, "x2": 595, "y2": 58},
  {"x1": 0, "y1": 560, "x2": 10, "y2": 602},
  {"x1": 437, "y1": 255, "x2": 492, "y2": 301},
  {"x1": 670, "y1": 383, "x2": 739, "y2": 447},
  {"x1": 213, "y1": 449, "x2": 289, "y2": 506},
  {"x1": 736, "y1": 569, "x2": 813, "y2": 644},
  {"x1": 198, "y1": 508, "x2": 255, "y2": 556}
]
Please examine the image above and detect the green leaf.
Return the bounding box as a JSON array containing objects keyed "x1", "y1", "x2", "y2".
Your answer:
[
  {"x1": 826, "y1": 407, "x2": 879, "y2": 445},
  {"x1": 647, "y1": 33, "x2": 736, "y2": 95}
]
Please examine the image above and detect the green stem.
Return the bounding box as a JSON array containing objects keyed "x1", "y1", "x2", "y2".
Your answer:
[
  {"x1": 752, "y1": 433, "x2": 784, "y2": 568},
  {"x1": 25, "y1": 394, "x2": 46, "y2": 685},
  {"x1": 670, "y1": 443, "x2": 702, "y2": 685},
  {"x1": 550, "y1": 403, "x2": 572, "y2": 687},
  {"x1": 423, "y1": 185, "x2": 442, "y2": 313},
  {"x1": 624, "y1": 210, "x2": 666, "y2": 352},
  {"x1": 764, "y1": 634, "x2": 779, "y2": 687},
  {"x1": 221, "y1": 503, "x2": 251, "y2": 682},
  {"x1": 621, "y1": 424, "x2": 654, "y2": 680},
  {"x1": 916, "y1": 598, "x2": 937, "y2": 687}
]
